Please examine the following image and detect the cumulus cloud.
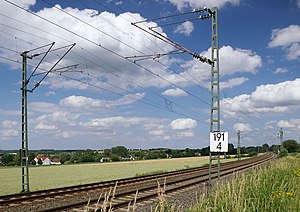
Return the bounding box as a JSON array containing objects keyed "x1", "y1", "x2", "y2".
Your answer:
[
  {"x1": 273, "y1": 67, "x2": 288, "y2": 74},
  {"x1": 268, "y1": 25, "x2": 300, "y2": 60},
  {"x1": 34, "y1": 122, "x2": 57, "y2": 130},
  {"x1": 169, "y1": 118, "x2": 197, "y2": 130},
  {"x1": 181, "y1": 46, "x2": 261, "y2": 86},
  {"x1": 59, "y1": 93, "x2": 145, "y2": 112},
  {"x1": 269, "y1": 25, "x2": 300, "y2": 47},
  {"x1": 169, "y1": 0, "x2": 240, "y2": 11},
  {"x1": 149, "y1": 129, "x2": 165, "y2": 136},
  {"x1": 0, "y1": 1, "x2": 176, "y2": 90},
  {"x1": 162, "y1": 88, "x2": 187, "y2": 96},
  {"x1": 233, "y1": 123, "x2": 253, "y2": 132},
  {"x1": 287, "y1": 43, "x2": 300, "y2": 60},
  {"x1": 1, "y1": 120, "x2": 18, "y2": 128},
  {"x1": 222, "y1": 78, "x2": 300, "y2": 115},
  {"x1": 177, "y1": 130, "x2": 194, "y2": 137},
  {"x1": 221, "y1": 77, "x2": 249, "y2": 89},
  {"x1": 0, "y1": 120, "x2": 19, "y2": 139},
  {"x1": 174, "y1": 21, "x2": 194, "y2": 36},
  {"x1": 82, "y1": 116, "x2": 148, "y2": 128},
  {"x1": 0, "y1": 129, "x2": 18, "y2": 137},
  {"x1": 277, "y1": 119, "x2": 300, "y2": 128}
]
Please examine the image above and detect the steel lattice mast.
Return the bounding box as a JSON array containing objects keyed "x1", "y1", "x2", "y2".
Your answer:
[
  {"x1": 209, "y1": 7, "x2": 220, "y2": 188},
  {"x1": 21, "y1": 52, "x2": 30, "y2": 192}
]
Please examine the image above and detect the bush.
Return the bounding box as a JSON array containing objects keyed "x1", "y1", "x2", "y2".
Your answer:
[
  {"x1": 190, "y1": 158, "x2": 300, "y2": 211},
  {"x1": 110, "y1": 154, "x2": 120, "y2": 162},
  {"x1": 279, "y1": 149, "x2": 288, "y2": 157},
  {"x1": 248, "y1": 151, "x2": 258, "y2": 157}
]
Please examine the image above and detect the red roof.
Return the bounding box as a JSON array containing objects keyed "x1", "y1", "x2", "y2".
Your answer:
[{"x1": 35, "y1": 156, "x2": 49, "y2": 161}]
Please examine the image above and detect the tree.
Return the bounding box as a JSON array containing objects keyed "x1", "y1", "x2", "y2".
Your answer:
[
  {"x1": 111, "y1": 146, "x2": 128, "y2": 158},
  {"x1": 103, "y1": 149, "x2": 111, "y2": 157},
  {"x1": 270, "y1": 144, "x2": 279, "y2": 153},
  {"x1": 228, "y1": 143, "x2": 235, "y2": 154},
  {"x1": 37, "y1": 158, "x2": 43, "y2": 165},
  {"x1": 0, "y1": 153, "x2": 14, "y2": 166},
  {"x1": 262, "y1": 143, "x2": 270, "y2": 152},
  {"x1": 59, "y1": 153, "x2": 71, "y2": 164},
  {"x1": 283, "y1": 139, "x2": 299, "y2": 153},
  {"x1": 110, "y1": 154, "x2": 120, "y2": 162},
  {"x1": 28, "y1": 152, "x2": 37, "y2": 165}
]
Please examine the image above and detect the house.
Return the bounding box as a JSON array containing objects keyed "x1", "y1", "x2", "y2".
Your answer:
[
  {"x1": 50, "y1": 158, "x2": 61, "y2": 165},
  {"x1": 34, "y1": 156, "x2": 61, "y2": 165}
]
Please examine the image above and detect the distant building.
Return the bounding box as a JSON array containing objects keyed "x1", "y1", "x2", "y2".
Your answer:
[{"x1": 34, "y1": 156, "x2": 61, "y2": 165}]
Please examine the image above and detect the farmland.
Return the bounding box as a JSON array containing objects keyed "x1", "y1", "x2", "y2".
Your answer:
[{"x1": 0, "y1": 156, "x2": 233, "y2": 196}]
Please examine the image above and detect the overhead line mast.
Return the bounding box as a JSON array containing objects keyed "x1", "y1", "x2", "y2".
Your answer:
[{"x1": 20, "y1": 43, "x2": 75, "y2": 192}]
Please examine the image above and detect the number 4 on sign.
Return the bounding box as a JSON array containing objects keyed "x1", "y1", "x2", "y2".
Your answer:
[{"x1": 210, "y1": 132, "x2": 228, "y2": 152}]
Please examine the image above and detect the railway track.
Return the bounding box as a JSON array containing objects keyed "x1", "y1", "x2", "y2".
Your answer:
[{"x1": 0, "y1": 153, "x2": 276, "y2": 211}]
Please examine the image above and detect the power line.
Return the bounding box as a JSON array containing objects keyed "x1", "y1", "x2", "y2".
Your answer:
[{"x1": 3, "y1": 0, "x2": 211, "y2": 108}]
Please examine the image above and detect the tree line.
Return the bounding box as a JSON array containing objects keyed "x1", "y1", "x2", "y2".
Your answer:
[{"x1": 1, "y1": 139, "x2": 299, "y2": 166}]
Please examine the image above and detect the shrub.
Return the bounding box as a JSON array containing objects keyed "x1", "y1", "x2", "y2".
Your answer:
[{"x1": 279, "y1": 149, "x2": 288, "y2": 157}]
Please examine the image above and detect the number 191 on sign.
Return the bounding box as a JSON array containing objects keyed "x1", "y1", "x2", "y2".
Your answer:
[{"x1": 210, "y1": 132, "x2": 229, "y2": 152}]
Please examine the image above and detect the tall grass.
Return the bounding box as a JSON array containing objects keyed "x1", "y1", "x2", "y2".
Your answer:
[{"x1": 190, "y1": 157, "x2": 300, "y2": 211}]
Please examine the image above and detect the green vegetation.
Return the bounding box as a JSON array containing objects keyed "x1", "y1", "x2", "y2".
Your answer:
[
  {"x1": 283, "y1": 139, "x2": 300, "y2": 153},
  {"x1": 190, "y1": 157, "x2": 300, "y2": 211},
  {"x1": 0, "y1": 143, "x2": 279, "y2": 166},
  {"x1": 0, "y1": 156, "x2": 217, "y2": 195}
]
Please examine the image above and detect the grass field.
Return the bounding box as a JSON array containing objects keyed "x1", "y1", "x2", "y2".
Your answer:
[
  {"x1": 189, "y1": 156, "x2": 300, "y2": 211},
  {"x1": 0, "y1": 156, "x2": 234, "y2": 196}
]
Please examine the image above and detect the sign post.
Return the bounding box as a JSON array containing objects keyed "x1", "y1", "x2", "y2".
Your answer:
[{"x1": 209, "y1": 131, "x2": 228, "y2": 187}]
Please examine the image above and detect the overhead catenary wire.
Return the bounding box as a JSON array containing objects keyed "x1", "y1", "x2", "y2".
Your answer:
[
  {"x1": 2, "y1": 0, "x2": 263, "y2": 129},
  {"x1": 0, "y1": 19, "x2": 207, "y2": 122},
  {"x1": 3, "y1": 0, "x2": 212, "y2": 108},
  {"x1": 0, "y1": 45, "x2": 207, "y2": 123},
  {"x1": 0, "y1": 0, "x2": 284, "y2": 145}
]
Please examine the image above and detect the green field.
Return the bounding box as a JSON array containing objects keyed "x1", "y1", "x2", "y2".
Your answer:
[
  {"x1": 189, "y1": 156, "x2": 300, "y2": 211},
  {"x1": 1, "y1": 156, "x2": 231, "y2": 195}
]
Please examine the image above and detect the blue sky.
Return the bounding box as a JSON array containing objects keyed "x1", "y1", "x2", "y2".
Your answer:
[{"x1": 0, "y1": 0, "x2": 300, "y2": 150}]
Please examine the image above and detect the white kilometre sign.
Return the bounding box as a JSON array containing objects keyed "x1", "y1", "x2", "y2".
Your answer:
[{"x1": 210, "y1": 132, "x2": 229, "y2": 152}]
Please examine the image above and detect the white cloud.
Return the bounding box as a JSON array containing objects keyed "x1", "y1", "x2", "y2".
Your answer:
[
  {"x1": 174, "y1": 21, "x2": 194, "y2": 36},
  {"x1": 44, "y1": 91, "x2": 56, "y2": 96},
  {"x1": 59, "y1": 93, "x2": 145, "y2": 112},
  {"x1": 269, "y1": 25, "x2": 300, "y2": 47},
  {"x1": 169, "y1": 118, "x2": 197, "y2": 130},
  {"x1": 0, "y1": 120, "x2": 19, "y2": 139},
  {"x1": 29, "y1": 102, "x2": 58, "y2": 113},
  {"x1": 0, "y1": 2, "x2": 176, "y2": 90},
  {"x1": 162, "y1": 88, "x2": 187, "y2": 96},
  {"x1": 222, "y1": 78, "x2": 300, "y2": 115},
  {"x1": 169, "y1": 0, "x2": 240, "y2": 11},
  {"x1": 59, "y1": 130, "x2": 80, "y2": 139},
  {"x1": 0, "y1": 129, "x2": 18, "y2": 137},
  {"x1": 277, "y1": 119, "x2": 300, "y2": 128},
  {"x1": 274, "y1": 67, "x2": 288, "y2": 74},
  {"x1": 177, "y1": 130, "x2": 194, "y2": 137},
  {"x1": 149, "y1": 129, "x2": 165, "y2": 136},
  {"x1": 34, "y1": 122, "x2": 57, "y2": 130},
  {"x1": 233, "y1": 123, "x2": 252, "y2": 132},
  {"x1": 1, "y1": 120, "x2": 18, "y2": 128},
  {"x1": 287, "y1": 43, "x2": 300, "y2": 60},
  {"x1": 277, "y1": 120, "x2": 294, "y2": 128},
  {"x1": 82, "y1": 116, "x2": 148, "y2": 128},
  {"x1": 221, "y1": 77, "x2": 249, "y2": 89},
  {"x1": 268, "y1": 25, "x2": 300, "y2": 60},
  {"x1": 297, "y1": 0, "x2": 300, "y2": 8},
  {"x1": 181, "y1": 46, "x2": 261, "y2": 86}
]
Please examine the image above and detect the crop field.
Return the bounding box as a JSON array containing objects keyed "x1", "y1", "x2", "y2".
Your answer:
[{"x1": 0, "y1": 156, "x2": 235, "y2": 195}]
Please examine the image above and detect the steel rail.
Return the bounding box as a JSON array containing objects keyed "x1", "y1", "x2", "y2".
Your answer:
[{"x1": 0, "y1": 153, "x2": 276, "y2": 211}]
